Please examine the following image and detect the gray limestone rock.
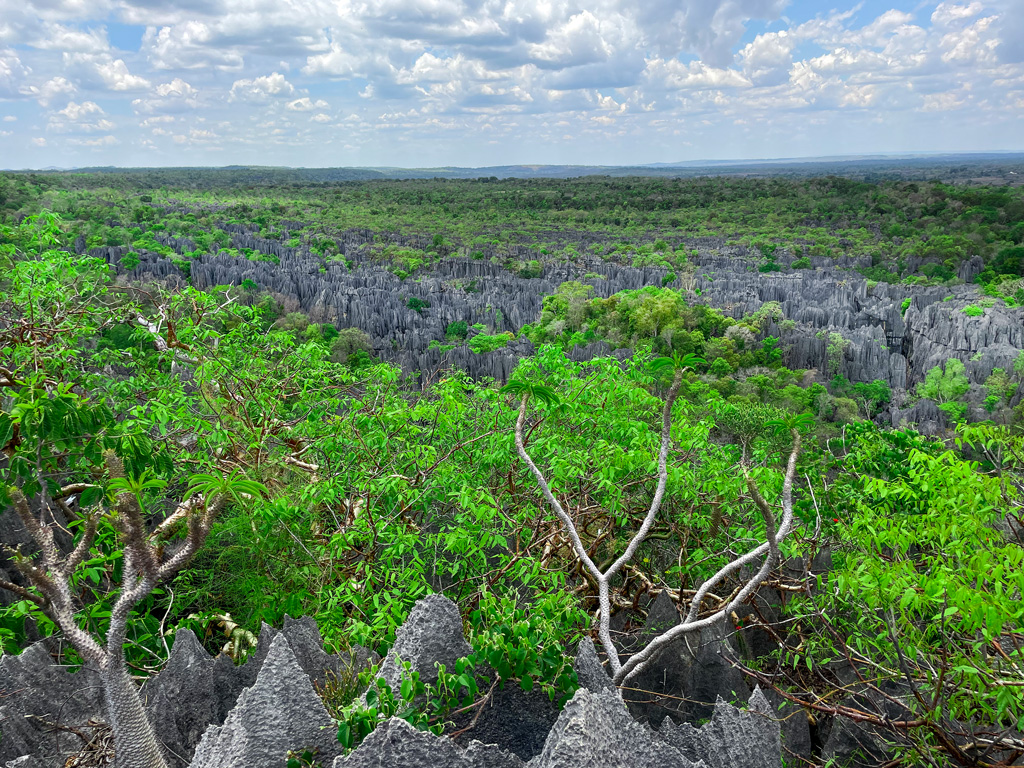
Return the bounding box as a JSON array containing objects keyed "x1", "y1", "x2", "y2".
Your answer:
[
  {"x1": 376, "y1": 594, "x2": 472, "y2": 692},
  {"x1": 657, "y1": 688, "x2": 782, "y2": 768},
  {"x1": 451, "y1": 680, "x2": 560, "y2": 761},
  {"x1": 332, "y1": 717, "x2": 523, "y2": 768},
  {"x1": 623, "y1": 605, "x2": 749, "y2": 728},
  {"x1": 188, "y1": 634, "x2": 341, "y2": 768},
  {"x1": 4, "y1": 757, "x2": 45, "y2": 768},
  {"x1": 529, "y1": 688, "x2": 700, "y2": 768},
  {"x1": 143, "y1": 629, "x2": 260, "y2": 768},
  {"x1": 572, "y1": 637, "x2": 615, "y2": 694},
  {"x1": 0, "y1": 640, "x2": 104, "y2": 766}
]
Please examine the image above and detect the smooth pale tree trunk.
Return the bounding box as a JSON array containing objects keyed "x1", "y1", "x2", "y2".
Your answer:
[{"x1": 101, "y1": 665, "x2": 168, "y2": 768}]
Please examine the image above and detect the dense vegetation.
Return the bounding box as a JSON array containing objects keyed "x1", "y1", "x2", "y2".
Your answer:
[{"x1": 1, "y1": 172, "x2": 1023, "y2": 766}]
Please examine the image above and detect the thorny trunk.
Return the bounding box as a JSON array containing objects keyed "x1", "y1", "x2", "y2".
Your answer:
[{"x1": 101, "y1": 664, "x2": 168, "y2": 768}]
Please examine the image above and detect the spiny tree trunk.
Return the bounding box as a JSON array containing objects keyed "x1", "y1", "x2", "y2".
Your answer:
[{"x1": 102, "y1": 665, "x2": 168, "y2": 768}]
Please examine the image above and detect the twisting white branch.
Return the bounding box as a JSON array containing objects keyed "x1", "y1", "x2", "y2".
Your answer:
[
  {"x1": 615, "y1": 429, "x2": 801, "y2": 685},
  {"x1": 515, "y1": 377, "x2": 802, "y2": 687},
  {"x1": 514, "y1": 370, "x2": 684, "y2": 679}
]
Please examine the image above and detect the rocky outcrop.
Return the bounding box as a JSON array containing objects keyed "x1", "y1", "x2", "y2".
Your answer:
[
  {"x1": 0, "y1": 594, "x2": 786, "y2": 768},
  {"x1": 531, "y1": 687, "x2": 699, "y2": 768},
  {"x1": 0, "y1": 640, "x2": 103, "y2": 766},
  {"x1": 93, "y1": 226, "x2": 1024, "y2": 418},
  {"x1": 143, "y1": 615, "x2": 376, "y2": 767},
  {"x1": 188, "y1": 634, "x2": 342, "y2": 768},
  {"x1": 374, "y1": 594, "x2": 472, "y2": 691},
  {"x1": 658, "y1": 687, "x2": 782, "y2": 768},
  {"x1": 617, "y1": 590, "x2": 749, "y2": 728},
  {"x1": 332, "y1": 718, "x2": 525, "y2": 768}
]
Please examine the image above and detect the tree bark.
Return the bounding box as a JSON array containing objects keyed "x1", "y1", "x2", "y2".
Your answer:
[{"x1": 101, "y1": 665, "x2": 168, "y2": 768}]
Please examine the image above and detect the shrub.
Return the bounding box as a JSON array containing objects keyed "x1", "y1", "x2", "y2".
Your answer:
[
  {"x1": 407, "y1": 297, "x2": 431, "y2": 314},
  {"x1": 901, "y1": 297, "x2": 911, "y2": 314},
  {"x1": 468, "y1": 332, "x2": 513, "y2": 354},
  {"x1": 791, "y1": 257, "x2": 812, "y2": 269},
  {"x1": 962, "y1": 305, "x2": 984, "y2": 317},
  {"x1": 708, "y1": 357, "x2": 733, "y2": 377},
  {"x1": 918, "y1": 358, "x2": 970, "y2": 404},
  {"x1": 445, "y1": 321, "x2": 469, "y2": 341},
  {"x1": 330, "y1": 328, "x2": 374, "y2": 365}
]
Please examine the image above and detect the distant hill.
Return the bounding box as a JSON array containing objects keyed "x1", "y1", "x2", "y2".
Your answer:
[{"x1": 7, "y1": 152, "x2": 1024, "y2": 185}]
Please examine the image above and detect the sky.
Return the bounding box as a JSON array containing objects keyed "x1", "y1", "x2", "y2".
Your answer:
[{"x1": 0, "y1": 0, "x2": 1022, "y2": 169}]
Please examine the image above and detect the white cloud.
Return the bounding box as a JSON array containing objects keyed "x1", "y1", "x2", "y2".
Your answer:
[
  {"x1": 31, "y1": 137, "x2": 46, "y2": 146},
  {"x1": 527, "y1": 11, "x2": 626, "y2": 69},
  {"x1": 31, "y1": 23, "x2": 109, "y2": 54},
  {"x1": 0, "y1": 49, "x2": 30, "y2": 99},
  {"x1": 940, "y1": 15, "x2": 999, "y2": 65},
  {"x1": 68, "y1": 134, "x2": 118, "y2": 146},
  {"x1": 632, "y1": 0, "x2": 789, "y2": 68},
  {"x1": 286, "y1": 96, "x2": 328, "y2": 111},
  {"x1": 1, "y1": 0, "x2": 1022, "y2": 165},
  {"x1": 229, "y1": 72, "x2": 295, "y2": 102},
  {"x1": 132, "y1": 78, "x2": 199, "y2": 114},
  {"x1": 739, "y1": 30, "x2": 795, "y2": 86},
  {"x1": 3, "y1": 115, "x2": 16, "y2": 122},
  {"x1": 303, "y1": 41, "x2": 365, "y2": 78},
  {"x1": 48, "y1": 100, "x2": 115, "y2": 132},
  {"x1": 931, "y1": 2, "x2": 984, "y2": 27},
  {"x1": 33, "y1": 76, "x2": 78, "y2": 106},
  {"x1": 646, "y1": 58, "x2": 751, "y2": 91},
  {"x1": 143, "y1": 22, "x2": 244, "y2": 70},
  {"x1": 62, "y1": 52, "x2": 151, "y2": 91}
]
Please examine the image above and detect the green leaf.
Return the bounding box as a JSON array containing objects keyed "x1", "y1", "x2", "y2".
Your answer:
[{"x1": 0, "y1": 414, "x2": 13, "y2": 449}]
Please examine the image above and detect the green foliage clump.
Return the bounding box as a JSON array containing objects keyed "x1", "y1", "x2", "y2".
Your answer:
[
  {"x1": 962, "y1": 305, "x2": 984, "y2": 317},
  {"x1": 468, "y1": 332, "x2": 513, "y2": 354},
  {"x1": 407, "y1": 296, "x2": 431, "y2": 314},
  {"x1": 329, "y1": 328, "x2": 375, "y2": 367},
  {"x1": 445, "y1": 321, "x2": 469, "y2": 340}
]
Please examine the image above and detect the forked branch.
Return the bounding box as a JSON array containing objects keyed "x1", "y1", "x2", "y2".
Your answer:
[
  {"x1": 514, "y1": 369, "x2": 684, "y2": 681},
  {"x1": 514, "y1": 376, "x2": 801, "y2": 687}
]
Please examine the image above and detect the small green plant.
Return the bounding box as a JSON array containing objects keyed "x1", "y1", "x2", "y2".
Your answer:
[
  {"x1": 791, "y1": 257, "x2": 812, "y2": 269},
  {"x1": 445, "y1": 321, "x2": 468, "y2": 340},
  {"x1": 962, "y1": 305, "x2": 984, "y2": 317},
  {"x1": 901, "y1": 297, "x2": 911, "y2": 313},
  {"x1": 407, "y1": 297, "x2": 431, "y2": 314},
  {"x1": 468, "y1": 332, "x2": 513, "y2": 354}
]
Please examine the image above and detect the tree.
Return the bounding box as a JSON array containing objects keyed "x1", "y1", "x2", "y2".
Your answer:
[
  {"x1": 330, "y1": 327, "x2": 375, "y2": 365},
  {"x1": 918, "y1": 358, "x2": 970, "y2": 404},
  {"x1": 508, "y1": 354, "x2": 801, "y2": 685},
  {"x1": 0, "y1": 457, "x2": 263, "y2": 768}
]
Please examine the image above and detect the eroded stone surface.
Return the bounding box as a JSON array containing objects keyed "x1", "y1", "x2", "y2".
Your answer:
[
  {"x1": 188, "y1": 634, "x2": 341, "y2": 768},
  {"x1": 333, "y1": 718, "x2": 524, "y2": 768}
]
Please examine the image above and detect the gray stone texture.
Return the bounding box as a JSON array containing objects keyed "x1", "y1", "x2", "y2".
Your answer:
[
  {"x1": 528, "y1": 687, "x2": 699, "y2": 768},
  {"x1": 572, "y1": 637, "x2": 616, "y2": 695},
  {"x1": 375, "y1": 594, "x2": 472, "y2": 691},
  {"x1": 94, "y1": 230, "x2": 1024, "y2": 425},
  {"x1": 333, "y1": 718, "x2": 524, "y2": 768},
  {"x1": 620, "y1": 592, "x2": 749, "y2": 728},
  {"x1": 187, "y1": 634, "x2": 342, "y2": 768},
  {"x1": 657, "y1": 688, "x2": 782, "y2": 768},
  {"x1": 0, "y1": 639, "x2": 104, "y2": 766}
]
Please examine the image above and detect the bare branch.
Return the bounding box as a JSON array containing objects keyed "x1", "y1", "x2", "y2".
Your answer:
[
  {"x1": 615, "y1": 429, "x2": 802, "y2": 685},
  {"x1": 514, "y1": 369, "x2": 685, "y2": 678}
]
